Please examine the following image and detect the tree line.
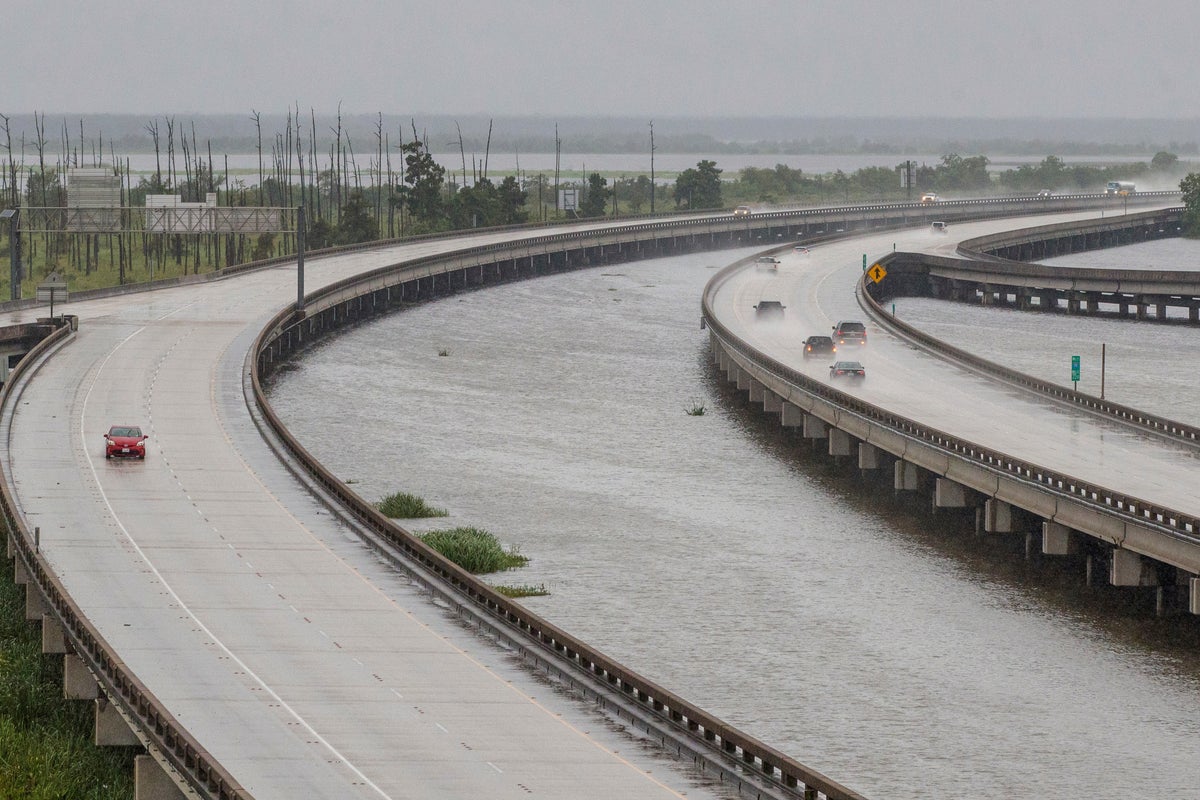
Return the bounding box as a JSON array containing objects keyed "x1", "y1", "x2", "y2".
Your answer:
[{"x1": 1, "y1": 108, "x2": 1195, "y2": 295}]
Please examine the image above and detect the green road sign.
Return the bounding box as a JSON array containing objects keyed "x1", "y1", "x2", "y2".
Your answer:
[{"x1": 1071, "y1": 355, "x2": 1080, "y2": 382}]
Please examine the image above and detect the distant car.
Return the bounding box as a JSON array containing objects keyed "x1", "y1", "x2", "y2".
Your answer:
[
  {"x1": 829, "y1": 360, "x2": 866, "y2": 380},
  {"x1": 793, "y1": 244, "x2": 811, "y2": 254},
  {"x1": 754, "y1": 300, "x2": 786, "y2": 317},
  {"x1": 104, "y1": 425, "x2": 148, "y2": 459},
  {"x1": 733, "y1": 205, "x2": 752, "y2": 216},
  {"x1": 802, "y1": 335, "x2": 836, "y2": 358},
  {"x1": 755, "y1": 256, "x2": 781, "y2": 270},
  {"x1": 1036, "y1": 189, "x2": 1053, "y2": 198},
  {"x1": 920, "y1": 192, "x2": 939, "y2": 204},
  {"x1": 832, "y1": 320, "x2": 867, "y2": 347},
  {"x1": 930, "y1": 221, "x2": 947, "y2": 233}
]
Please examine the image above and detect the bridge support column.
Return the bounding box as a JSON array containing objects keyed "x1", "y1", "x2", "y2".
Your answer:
[
  {"x1": 25, "y1": 583, "x2": 48, "y2": 621},
  {"x1": 13, "y1": 555, "x2": 29, "y2": 584},
  {"x1": 135, "y1": 754, "x2": 188, "y2": 800},
  {"x1": 95, "y1": 698, "x2": 139, "y2": 747},
  {"x1": 1190, "y1": 306, "x2": 1199, "y2": 323},
  {"x1": 983, "y1": 499, "x2": 1016, "y2": 533},
  {"x1": 1084, "y1": 295, "x2": 1099, "y2": 314},
  {"x1": 1136, "y1": 299, "x2": 1148, "y2": 320},
  {"x1": 64, "y1": 654, "x2": 100, "y2": 700},
  {"x1": 858, "y1": 442, "x2": 881, "y2": 471},
  {"x1": 1189, "y1": 578, "x2": 1200, "y2": 615},
  {"x1": 762, "y1": 389, "x2": 782, "y2": 415},
  {"x1": 802, "y1": 414, "x2": 828, "y2": 440},
  {"x1": 735, "y1": 367, "x2": 751, "y2": 392},
  {"x1": 781, "y1": 402, "x2": 804, "y2": 427},
  {"x1": 42, "y1": 614, "x2": 68, "y2": 654},
  {"x1": 894, "y1": 460, "x2": 920, "y2": 492},
  {"x1": 1111, "y1": 549, "x2": 1157, "y2": 587},
  {"x1": 933, "y1": 477, "x2": 969, "y2": 510},
  {"x1": 828, "y1": 428, "x2": 853, "y2": 457},
  {"x1": 748, "y1": 379, "x2": 764, "y2": 403},
  {"x1": 1042, "y1": 522, "x2": 1078, "y2": 555},
  {"x1": 1155, "y1": 302, "x2": 1168, "y2": 321}
]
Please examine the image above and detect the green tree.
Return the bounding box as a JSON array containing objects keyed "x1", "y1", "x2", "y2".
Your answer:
[
  {"x1": 496, "y1": 176, "x2": 528, "y2": 224},
  {"x1": 579, "y1": 173, "x2": 610, "y2": 217},
  {"x1": 400, "y1": 138, "x2": 447, "y2": 226},
  {"x1": 934, "y1": 154, "x2": 991, "y2": 192},
  {"x1": 673, "y1": 159, "x2": 723, "y2": 210},
  {"x1": 1180, "y1": 173, "x2": 1200, "y2": 237},
  {"x1": 1152, "y1": 151, "x2": 1179, "y2": 172},
  {"x1": 334, "y1": 191, "x2": 379, "y2": 244}
]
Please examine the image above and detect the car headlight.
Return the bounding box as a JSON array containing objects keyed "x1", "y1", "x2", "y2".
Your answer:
[{"x1": 106, "y1": 439, "x2": 115, "y2": 446}]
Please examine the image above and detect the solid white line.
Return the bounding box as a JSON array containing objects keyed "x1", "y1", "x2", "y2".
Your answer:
[
  {"x1": 487, "y1": 762, "x2": 503, "y2": 774},
  {"x1": 80, "y1": 318, "x2": 395, "y2": 800}
]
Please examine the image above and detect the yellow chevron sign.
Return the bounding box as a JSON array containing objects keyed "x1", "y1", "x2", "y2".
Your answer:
[{"x1": 867, "y1": 263, "x2": 887, "y2": 283}]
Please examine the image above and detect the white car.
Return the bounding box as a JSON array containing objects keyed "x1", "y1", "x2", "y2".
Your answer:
[{"x1": 755, "y1": 256, "x2": 781, "y2": 270}]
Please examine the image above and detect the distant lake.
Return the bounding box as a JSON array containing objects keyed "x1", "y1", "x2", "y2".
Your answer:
[{"x1": 111, "y1": 152, "x2": 1158, "y2": 182}]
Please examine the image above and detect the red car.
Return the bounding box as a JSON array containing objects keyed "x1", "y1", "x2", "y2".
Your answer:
[{"x1": 104, "y1": 425, "x2": 148, "y2": 459}]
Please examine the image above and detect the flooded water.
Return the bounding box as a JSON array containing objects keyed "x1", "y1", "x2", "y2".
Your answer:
[{"x1": 268, "y1": 242, "x2": 1200, "y2": 799}]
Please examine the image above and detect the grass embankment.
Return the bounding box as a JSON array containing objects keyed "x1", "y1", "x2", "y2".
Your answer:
[
  {"x1": 0, "y1": 555, "x2": 135, "y2": 798},
  {"x1": 418, "y1": 527, "x2": 548, "y2": 598},
  {"x1": 376, "y1": 494, "x2": 546, "y2": 597},
  {"x1": 375, "y1": 492, "x2": 448, "y2": 519}
]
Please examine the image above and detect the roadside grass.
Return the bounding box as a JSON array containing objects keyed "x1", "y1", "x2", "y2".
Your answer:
[
  {"x1": 418, "y1": 527, "x2": 529, "y2": 574},
  {"x1": 375, "y1": 492, "x2": 448, "y2": 519},
  {"x1": 0, "y1": 557, "x2": 134, "y2": 798},
  {"x1": 686, "y1": 401, "x2": 707, "y2": 416}
]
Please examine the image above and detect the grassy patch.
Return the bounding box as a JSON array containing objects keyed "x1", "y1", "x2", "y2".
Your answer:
[
  {"x1": 375, "y1": 492, "x2": 448, "y2": 519},
  {"x1": 437, "y1": 348, "x2": 451, "y2": 357},
  {"x1": 418, "y1": 527, "x2": 529, "y2": 574},
  {"x1": 685, "y1": 401, "x2": 707, "y2": 416},
  {"x1": 0, "y1": 555, "x2": 134, "y2": 798},
  {"x1": 492, "y1": 583, "x2": 549, "y2": 599}
]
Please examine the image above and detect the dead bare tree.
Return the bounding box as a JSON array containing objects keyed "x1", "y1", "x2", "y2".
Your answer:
[
  {"x1": 144, "y1": 119, "x2": 162, "y2": 189},
  {"x1": 251, "y1": 110, "x2": 263, "y2": 206},
  {"x1": 454, "y1": 121, "x2": 467, "y2": 191},
  {"x1": 483, "y1": 118, "x2": 493, "y2": 181},
  {"x1": 374, "y1": 112, "x2": 384, "y2": 227}
]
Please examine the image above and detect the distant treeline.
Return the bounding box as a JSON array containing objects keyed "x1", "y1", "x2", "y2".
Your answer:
[{"x1": 0, "y1": 112, "x2": 1197, "y2": 156}]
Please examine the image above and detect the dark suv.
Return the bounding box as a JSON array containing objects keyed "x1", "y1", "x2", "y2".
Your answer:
[
  {"x1": 802, "y1": 335, "x2": 836, "y2": 358},
  {"x1": 832, "y1": 320, "x2": 867, "y2": 347}
]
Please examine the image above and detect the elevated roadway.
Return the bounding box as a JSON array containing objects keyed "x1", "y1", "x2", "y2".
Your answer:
[
  {"x1": 706, "y1": 206, "x2": 1200, "y2": 593},
  {"x1": 1, "y1": 196, "x2": 1183, "y2": 799},
  {"x1": 1, "y1": 228, "x2": 740, "y2": 800}
]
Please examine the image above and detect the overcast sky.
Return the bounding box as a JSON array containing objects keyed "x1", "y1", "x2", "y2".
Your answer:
[{"x1": 4, "y1": 0, "x2": 1198, "y2": 119}]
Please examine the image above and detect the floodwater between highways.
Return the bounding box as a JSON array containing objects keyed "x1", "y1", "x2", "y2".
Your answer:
[{"x1": 268, "y1": 239, "x2": 1200, "y2": 799}]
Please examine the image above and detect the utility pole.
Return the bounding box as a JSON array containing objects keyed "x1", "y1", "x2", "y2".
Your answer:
[{"x1": 649, "y1": 121, "x2": 656, "y2": 215}]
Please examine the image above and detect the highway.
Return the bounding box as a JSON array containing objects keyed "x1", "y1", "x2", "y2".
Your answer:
[
  {"x1": 708, "y1": 208, "x2": 1200, "y2": 519},
  {"x1": 1, "y1": 228, "x2": 732, "y2": 800},
  {"x1": 4, "y1": 201, "x2": 1190, "y2": 799}
]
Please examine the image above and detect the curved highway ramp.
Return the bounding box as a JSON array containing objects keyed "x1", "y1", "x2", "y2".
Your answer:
[{"x1": 1, "y1": 233, "x2": 739, "y2": 800}]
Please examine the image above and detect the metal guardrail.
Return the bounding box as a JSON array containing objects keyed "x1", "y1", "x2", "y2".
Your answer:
[
  {"x1": 0, "y1": 324, "x2": 251, "y2": 800},
  {"x1": 699, "y1": 256, "x2": 1200, "y2": 546}
]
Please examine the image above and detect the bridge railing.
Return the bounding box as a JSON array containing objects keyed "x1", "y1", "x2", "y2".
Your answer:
[
  {"x1": 0, "y1": 324, "x2": 252, "y2": 800},
  {"x1": 701, "y1": 255, "x2": 1200, "y2": 546}
]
